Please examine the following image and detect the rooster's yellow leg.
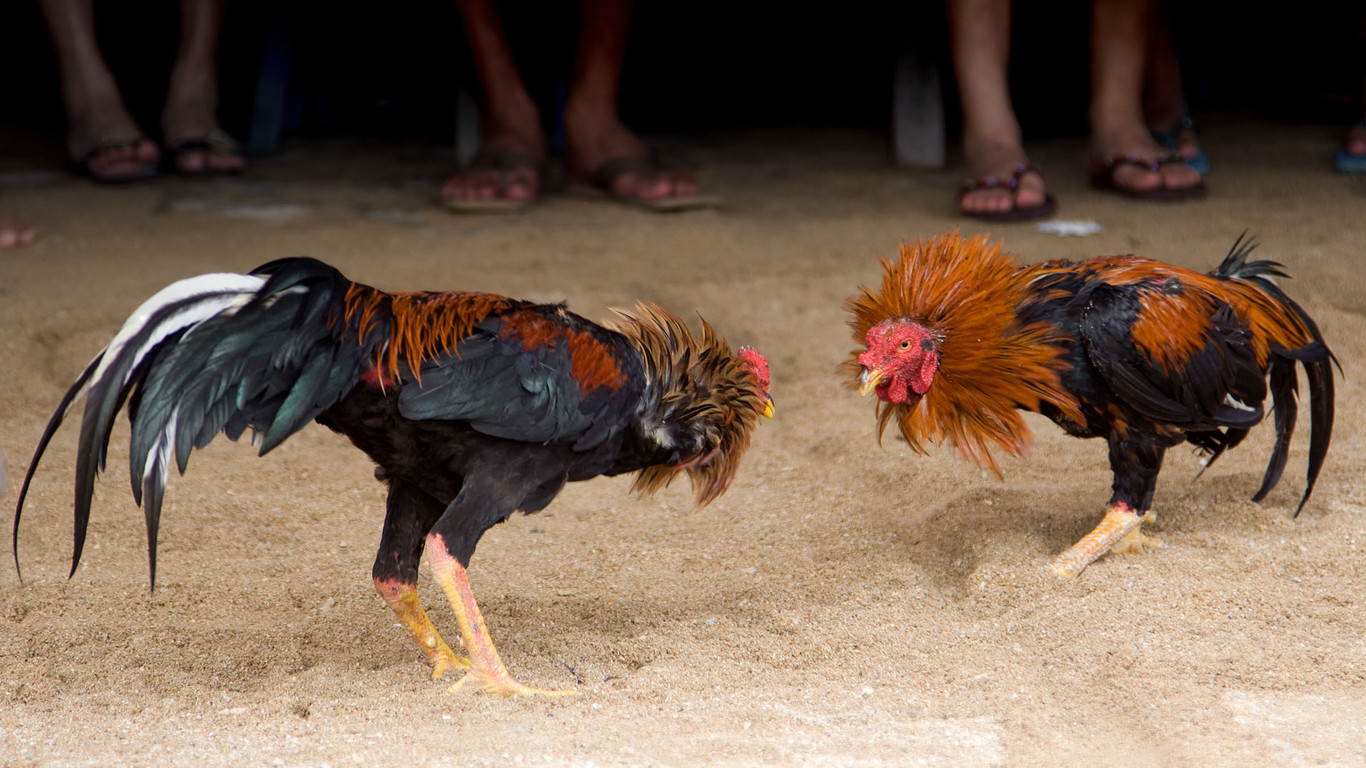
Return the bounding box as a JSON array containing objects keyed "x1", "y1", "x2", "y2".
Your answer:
[
  {"x1": 425, "y1": 534, "x2": 577, "y2": 697},
  {"x1": 1050, "y1": 503, "x2": 1144, "y2": 578},
  {"x1": 374, "y1": 578, "x2": 468, "y2": 679}
]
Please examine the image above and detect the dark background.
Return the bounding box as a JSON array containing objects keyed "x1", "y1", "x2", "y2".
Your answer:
[{"x1": 1, "y1": 1, "x2": 1362, "y2": 158}]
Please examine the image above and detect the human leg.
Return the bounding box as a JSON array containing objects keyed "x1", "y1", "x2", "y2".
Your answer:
[
  {"x1": 561, "y1": 0, "x2": 717, "y2": 210},
  {"x1": 162, "y1": 0, "x2": 244, "y2": 174},
  {"x1": 1143, "y1": 1, "x2": 1208, "y2": 174},
  {"x1": 37, "y1": 0, "x2": 159, "y2": 181},
  {"x1": 1333, "y1": 17, "x2": 1366, "y2": 173},
  {"x1": 946, "y1": 0, "x2": 1051, "y2": 219},
  {"x1": 1088, "y1": 0, "x2": 1203, "y2": 198},
  {"x1": 441, "y1": 0, "x2": 548, "y2": 210}
]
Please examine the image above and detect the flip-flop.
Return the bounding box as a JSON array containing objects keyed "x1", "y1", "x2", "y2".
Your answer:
[
  {"x1": 957, "y1": 162, "x2": 1058, "y2": 222},
  {"x1": 71, "y1": 137, "x2": 160, "y2": 184},
  {"x1": 1090, "y1": 154, "x2": 1208, "y2": 202},
  {"x1": 570, "y1": 155, "x2": 722, "y2": 212},
  {"x1": 441, "y1": 152, "x2": 544, "y2": 214},
  {"x1": 163, "y1": 129, "x2": 245, "y2": 176},
  {"x1": 1151, "y1": 115, "x2": 1211, "y2": 176}
]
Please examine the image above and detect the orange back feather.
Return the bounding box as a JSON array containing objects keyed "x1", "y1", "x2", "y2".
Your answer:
[
  {"x1": 1037, "y1": 255, "x2": 1318, "y2": 369},
  {"x1": 343, "y1": 284, "x2": 516, "y2": 381},
  {"x1": 499, "y1": 308, "x2": 627, "y2": 397}
]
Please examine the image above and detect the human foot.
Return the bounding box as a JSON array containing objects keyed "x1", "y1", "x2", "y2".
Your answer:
[
  {"x1": 441, "y1": 144, "x2": 546, "y2": 212},
  {"x1": 1345, "y1": 121, "x2": 1366, "y2": 156},
  {"x1": 1149, "y1": 116, "x2": 1210, "y2": 176},
  {"x1": 53, "y1": 33, "x2": 160, "y2": 183},
  {"x1": 1088, "y1": 127, "x2": 1206, "y2": 200},
  {"x1": 162, "y1": 74, "x2": 245, "y2": 175},
  {"x1": 440, "y1": 121, "x2": 547, "y2": 212},
  {"x1": 1334, "y1": 120, "x2": 1366, "y2": 174},
  {"x1": 0, "y1": 213, "x2": 35, "y2": 249},
  {"x1": 562, "y1": 108, "x2": 718, "y2": 210},
  {"x1": 66, "y1": 98, "x2": 159, "y2": 183},
  {"x1": 958, "y1": 141, "x2": 1054, "y2": 220}
]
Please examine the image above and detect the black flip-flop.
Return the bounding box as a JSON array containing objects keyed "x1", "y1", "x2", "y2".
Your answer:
[
  {"x1": 163, "y1": 129, "x2": 245, "y2": 176},
  {"x1": 71, "y1": 137, "x2": 160, "y2": 184},
  {"x1": 571, "y1": 155, "x2": 722, "y2": 212},
  {"x1": 442, "y1": 152, "x2": 545, "y2": 214}
]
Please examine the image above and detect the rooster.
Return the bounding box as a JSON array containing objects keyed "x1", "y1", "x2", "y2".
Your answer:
[
  {"x1": 13, "y1": 257, "x2": 773, "y2": 696},
  {"x1": 847, "y1": 232, "x2": 1334, "y2": 577}
]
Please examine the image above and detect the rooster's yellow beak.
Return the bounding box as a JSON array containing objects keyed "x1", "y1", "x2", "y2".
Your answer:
[
  {"x1": 859, "y1": 368, "x2": 886, "y2": 397},
  {"x1": 762, "y1": 396, "x2": 775, "y2": 419}
]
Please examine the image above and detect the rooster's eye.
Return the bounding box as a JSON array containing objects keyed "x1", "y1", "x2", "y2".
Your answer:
[{"x1": 898, "y1": 340, "x2": 913, "y2": 351}]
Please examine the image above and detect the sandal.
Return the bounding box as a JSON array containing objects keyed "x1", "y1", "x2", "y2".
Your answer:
[
  {"x1": 163, "y1": 129, "x2": 245, "y2": 176},
  {"x1": 1151, "y1": 115, "x2": 1211, "y2": 176},
  {"x1": 442, "y1": 151, "x2": 545, "y2": 213},
  {"x1": 1089, "y1": 154, "x2": 1208, "y2": 202},
  {"x1": 957, "y1": 163, "x2": 1058, "y2": 222},
  {"x1": 570, "y1": 155, "x2": 722, "y2": 213},
  {"x1": 71, "y1": 137, "x2": 160, "y2": 184}
]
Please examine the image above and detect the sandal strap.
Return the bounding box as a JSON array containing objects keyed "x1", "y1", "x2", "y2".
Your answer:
[
  {"x1": 588, "y1": 155, "x2": 665, "y2": 189},
  {"x1": 1101, "y1": 153, "x2": 1181, "y2": 173},
  {"x1": 961, "y1": 162, "x2": 1044, "y2": 191}
]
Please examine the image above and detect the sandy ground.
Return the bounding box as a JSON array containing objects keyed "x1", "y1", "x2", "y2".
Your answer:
[{"x1": 1, "y1": 122, "x2": 1364, "y2": 767}]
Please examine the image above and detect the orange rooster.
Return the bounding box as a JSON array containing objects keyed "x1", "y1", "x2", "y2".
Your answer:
[{"x1": 847, "y1": 232, "x2": 1335, "y2": 577}]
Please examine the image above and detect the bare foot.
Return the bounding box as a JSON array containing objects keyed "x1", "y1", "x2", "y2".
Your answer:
[
  {"x1": 1089, "y1": 124, "x2": 1202, "y2": 195},
  {"x1": 958, "y1": 139, "x2": 1048, "y2": 217},
  {"x1": 0, "y1": 214, "x2": 35, "y2": 249},
  {"x1": 562, "y1": 105, "x2": 700, "y2": 204}
]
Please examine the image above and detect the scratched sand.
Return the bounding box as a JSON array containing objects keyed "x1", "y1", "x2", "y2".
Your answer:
[{"x1": 2, "y1": 125, "x2": 1364, "y2": 767}]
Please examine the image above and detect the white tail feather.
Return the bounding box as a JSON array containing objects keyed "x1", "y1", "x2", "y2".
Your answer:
[
  {"x1": 90, "y1": 273, "x2": 266, "y2": 390},
  {"x1": 143, "y1": 407, "x2": 178, "y2": 494}
]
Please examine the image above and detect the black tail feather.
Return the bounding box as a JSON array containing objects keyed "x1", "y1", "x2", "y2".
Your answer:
[
  {"x1": 12, "y1": 263, "x2": 370, "y2": 589},
  {"x1": 1295, "y1": 351, "x2": 1335, "y2": 517},
  {"x1": 1211, "y1": 233, "x2": 1291, "y2": 282},
  {"x1": 12, "y1": 354, "x2": 102, "y2": 582},
  {"x1": 1210, "y1": 236, "x2": 1337, "y2": 516},
  {"x1": 1251, "y1": 359, "x2": 1298, "y2": 504},
  {"x1": 69, "y1": 300, "x2": 204, "y2": 579}
]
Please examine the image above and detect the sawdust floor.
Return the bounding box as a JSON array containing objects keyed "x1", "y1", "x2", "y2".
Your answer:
[{"x1": 1, "y1": 122, "x2": 1364, "y2": 767}]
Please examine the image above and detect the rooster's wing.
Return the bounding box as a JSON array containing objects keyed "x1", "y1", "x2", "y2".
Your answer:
[
  {"x1": 398, "y1": 310, "x2": 647, "y2": 452},
  {"x1": 1077, "y1": 280, "x2": 1268, "y2": 433}
]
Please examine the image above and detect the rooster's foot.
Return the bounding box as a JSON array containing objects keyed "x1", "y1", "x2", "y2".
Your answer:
[
  {"x1": 447, "y1": 669, "x2": 578, "y2": 697},
  {"x1": 429, "y1": 647, "x2": 471, "y2": 680},
  {"x1": 1112, "y1": 526, "x2": 1165, "y2": 555}
]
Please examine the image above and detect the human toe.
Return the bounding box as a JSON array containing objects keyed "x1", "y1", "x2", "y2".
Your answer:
[
  {"x1": 1111, "y1": 162, "x2": 1163, "y2": 194},
  {"x1": 1159, "y1": 159, "x2": 1202, "y2": 189},
  {"x1": 959, "y1": 187, "x2": 1009, "y2": 215}
]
